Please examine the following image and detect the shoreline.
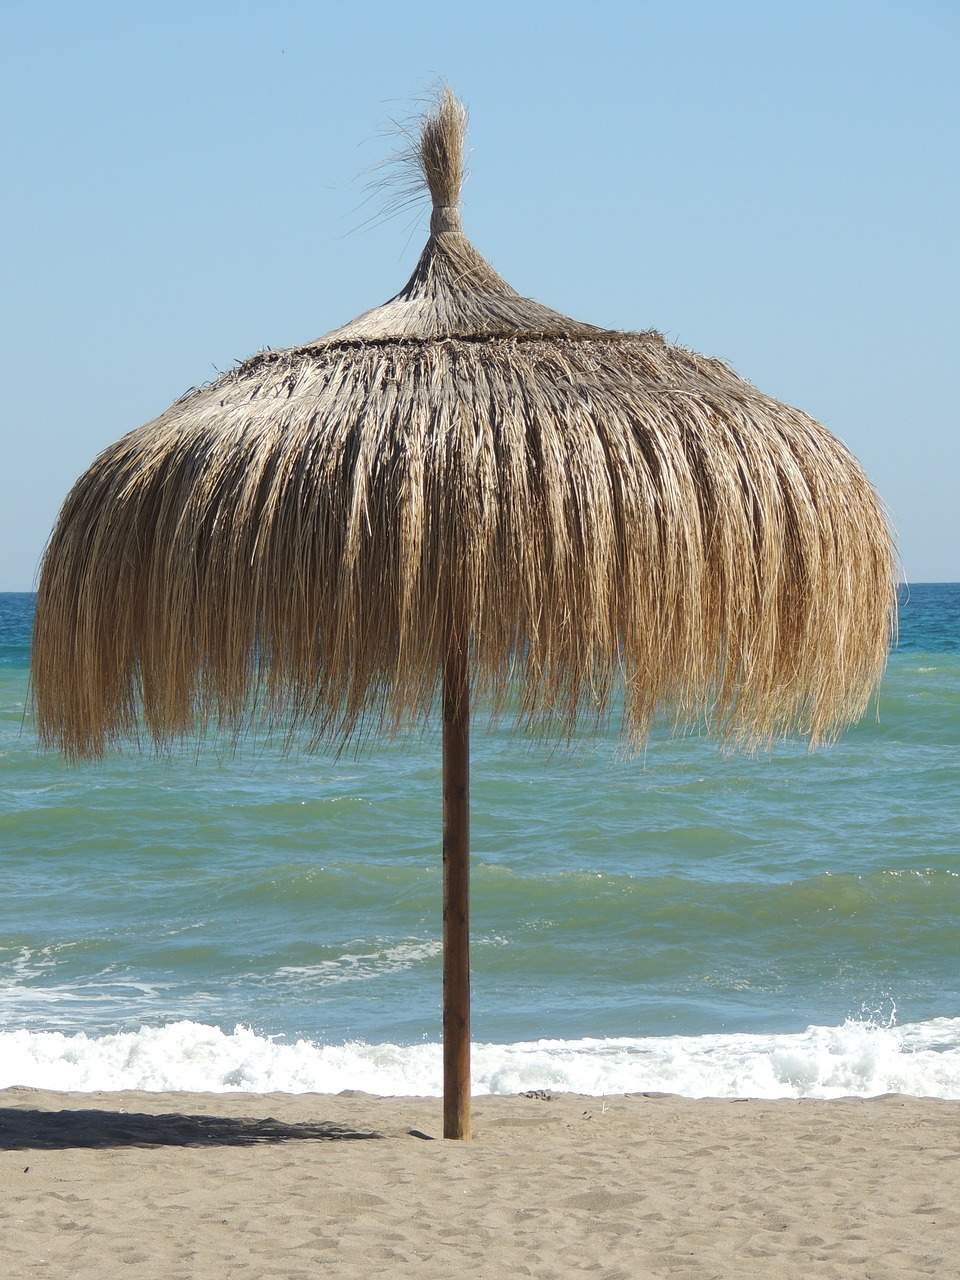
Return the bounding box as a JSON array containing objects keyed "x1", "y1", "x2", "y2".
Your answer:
[{"x1": 2, "y1": 1088, "x2": 958, "y2": 1277}]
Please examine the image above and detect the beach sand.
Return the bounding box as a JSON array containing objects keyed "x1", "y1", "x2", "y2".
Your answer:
[{"x1": 1, "y1": 1088, "x2": 958, "y2": 1278}]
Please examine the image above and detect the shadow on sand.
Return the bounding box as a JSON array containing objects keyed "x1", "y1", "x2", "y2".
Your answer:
[{"x1": 0, "y1": 1108, "x2": 383, "y2": 1150}]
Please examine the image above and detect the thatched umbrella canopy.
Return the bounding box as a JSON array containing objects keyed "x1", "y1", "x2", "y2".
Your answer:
[{"x1": 33, "y1": 89, "x2": 896, "y2": 1139}]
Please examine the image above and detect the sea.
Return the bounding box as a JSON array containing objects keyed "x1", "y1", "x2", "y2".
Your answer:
[{"x1": 1, "y1": 586, "x2": 958, "y2": 1099}]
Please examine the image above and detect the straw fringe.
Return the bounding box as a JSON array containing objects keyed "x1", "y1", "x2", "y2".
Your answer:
[
  {"x1": 33, "y1": 331, "x2": 896, "y2": 759},
  {"x1": 32, "y1": 89, "x2": 897, "y2": 759}
]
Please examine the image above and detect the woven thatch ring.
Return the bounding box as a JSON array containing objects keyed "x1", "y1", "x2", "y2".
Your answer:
[{"x1": 431, "y1": 204, "x2": 462, "y2": 234}]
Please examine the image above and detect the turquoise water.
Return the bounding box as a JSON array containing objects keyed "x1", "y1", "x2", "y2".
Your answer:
[{"x1": 1, "y1": 586, "x2": 958, "y2": 1096}]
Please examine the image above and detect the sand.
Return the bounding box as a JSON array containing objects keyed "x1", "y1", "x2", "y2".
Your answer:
[{"x1": 1, "y1": 1088, "x2": 958, "y2": 1278}]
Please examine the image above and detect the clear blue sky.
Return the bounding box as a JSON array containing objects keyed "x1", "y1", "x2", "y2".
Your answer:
[{"x1": 3, "y1": 0, "x2": 958, "y2": 588}]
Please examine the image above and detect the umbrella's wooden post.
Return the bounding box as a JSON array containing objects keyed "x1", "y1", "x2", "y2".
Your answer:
[{"x1": 442, "y1": 644, "x2": 471, "y2": 1140}]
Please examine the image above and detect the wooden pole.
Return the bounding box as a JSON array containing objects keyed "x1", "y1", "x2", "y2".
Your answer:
[{"x1": 442, "y1": 643, "x2": 471, "y2": 1140}]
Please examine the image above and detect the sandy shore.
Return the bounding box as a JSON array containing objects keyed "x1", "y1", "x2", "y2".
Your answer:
[{"x1": 1, "y1": 1088, "x2": 958, "y2": 1278}]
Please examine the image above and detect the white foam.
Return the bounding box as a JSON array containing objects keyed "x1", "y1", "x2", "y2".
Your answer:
[
  {"x1": 274, "y1": 939, "x2": 443, "y2": 989},
  {"x1": 2, "y1": 1015, "x2": 959, "y2": 1098}
]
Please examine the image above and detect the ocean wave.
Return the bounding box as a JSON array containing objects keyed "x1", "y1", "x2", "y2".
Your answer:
[
  {"x1": 2, "y1": 1015, "x2": 958, "y2": 1099},
  {"x1": 273, "y1": 939, "x2": 444, "y2": 989}
]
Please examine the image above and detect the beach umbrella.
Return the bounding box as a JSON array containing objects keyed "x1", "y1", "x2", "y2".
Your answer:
[{"x1": 32, "y1": 89, "x2": 896, "y2": 1139}]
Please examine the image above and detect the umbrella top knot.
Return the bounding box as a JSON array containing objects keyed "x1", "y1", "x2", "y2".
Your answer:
[
  {"x1": 420, "y1": 86, "x2": 467, "y2": 233},
  {"x1": 430, "y1": 204, "x2": 462, "y2": 235},
  {"x1": 315, "y1": 84, "x2": 604, "y2": 345}
]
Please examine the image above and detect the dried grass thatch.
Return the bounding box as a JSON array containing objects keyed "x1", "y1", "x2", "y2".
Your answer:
[{"x1": 33, "y1": 87, "x2": 896, "y2": 760}]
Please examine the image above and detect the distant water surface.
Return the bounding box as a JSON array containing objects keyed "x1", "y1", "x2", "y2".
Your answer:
[{"x1": 1, "y1": 585, "x2": 958, "y2": 1097}]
